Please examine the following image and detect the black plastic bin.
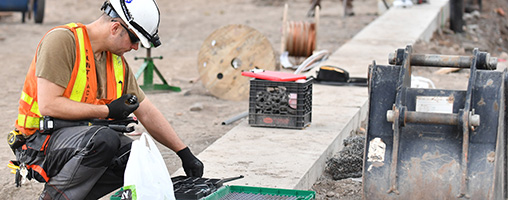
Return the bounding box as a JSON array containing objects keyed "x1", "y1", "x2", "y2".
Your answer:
[{"x1": 248, "y1": 77, "x2": 313, "y2": 129}]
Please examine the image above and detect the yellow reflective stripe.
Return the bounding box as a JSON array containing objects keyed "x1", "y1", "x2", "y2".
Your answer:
[
  {"x1": 17, "y1": 114, "x2": 40, "y2": 129},
  {"x1": 30, "y1": 101, "x2": 41, "y2": 116},
  {"x1": 112, "y1": 54, "x2": 124, "y2": 98},
  {"x1": 20, "y1": 91, "x2": 33, "y2": 105},
  {"x1": 17, "y1": 114, "x2": 25, "y2": 127},
  {"x1": 20, "y1": 91, "x2": 41, "y2": 116},
  {"x1": 66, "y1": 22, "x2": 77, "y2": 28},
  {"x1": 69, "y1": 26, "x2": 87, "y2": 102}
]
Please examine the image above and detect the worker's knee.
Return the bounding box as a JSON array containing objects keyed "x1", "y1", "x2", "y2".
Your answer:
[{"x1": 81, "y1": 127, "x2": 122, "y2": 168}]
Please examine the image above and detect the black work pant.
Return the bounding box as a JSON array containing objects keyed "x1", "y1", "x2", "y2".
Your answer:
[{"x1": 39, "y1": 126, "x2": 132, "y2": 200}]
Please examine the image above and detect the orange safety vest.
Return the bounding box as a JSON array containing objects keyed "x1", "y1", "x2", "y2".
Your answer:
[{"x1": 15, "y1": 23, "x2": 126, "y2": 136}]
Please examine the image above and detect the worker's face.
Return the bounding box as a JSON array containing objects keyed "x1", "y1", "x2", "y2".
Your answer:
[
  {"x1": 119, "y1": 23, "x2": 140, "y2": 45},
  {"x1": 110, "y1": 21, "x2": 139, "y2": 55}
]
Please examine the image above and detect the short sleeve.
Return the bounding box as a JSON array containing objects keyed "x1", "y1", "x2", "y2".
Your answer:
[
  {"x1": 35, "y1": 28, "x2": 76, "y2": 88},
  {"x1": 124, "y1": 62, "x2": 146, "y2": 103}
]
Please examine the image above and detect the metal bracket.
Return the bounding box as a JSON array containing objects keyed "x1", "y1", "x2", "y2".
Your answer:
[
  {"x1": 134, "y1": 48, "x2": 181, "y2": 92},
  {"x1": 385, "y1": 45, "x2": 496, "y2": 197}
]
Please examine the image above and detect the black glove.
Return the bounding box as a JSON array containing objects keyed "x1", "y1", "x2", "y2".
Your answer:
[
  {"x1": 106, "y1": 94, "x2": 139, "y2": 119},
  {"x1": 177, "y1": 147, "x2": 204, "y2": 177}
]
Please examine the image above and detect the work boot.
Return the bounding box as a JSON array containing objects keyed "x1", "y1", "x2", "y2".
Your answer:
[
  {"x1": 307, "y1": 0, "x2": 321, "y2": 17},
  {"x1": 345, "y1": 7, "x2": 355, "y2": 16},
  {"x1": 307, "y1": 8, "x2": 316, "y2": 17}
]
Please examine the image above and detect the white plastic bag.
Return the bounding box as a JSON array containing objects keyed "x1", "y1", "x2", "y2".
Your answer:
[{"x1": 122, "y1": 132, "x2": 175, "y2": 200}]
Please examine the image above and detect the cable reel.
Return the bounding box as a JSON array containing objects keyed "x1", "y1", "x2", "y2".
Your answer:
[{"x1": 281, "y1": 4, "x2": 319, "y2": 59}]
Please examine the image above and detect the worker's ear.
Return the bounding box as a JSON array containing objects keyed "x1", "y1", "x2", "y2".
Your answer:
[{"x1": 110, "y1": 21, "x2": 122, "y2": 36}]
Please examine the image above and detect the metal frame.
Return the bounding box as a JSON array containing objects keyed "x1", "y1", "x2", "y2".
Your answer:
[{"x1": 134, "y1": 48, "x2": 180, "y2": 92}]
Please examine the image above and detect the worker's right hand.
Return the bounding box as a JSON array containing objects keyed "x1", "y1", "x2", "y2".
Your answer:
[{"x1": 106, "y1": 94, "x2": 139, "y2": 119}]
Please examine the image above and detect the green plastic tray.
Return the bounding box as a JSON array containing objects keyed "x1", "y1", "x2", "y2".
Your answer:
[{"x1": 203, "y1": 185, "x2": 315, "y2": 200}]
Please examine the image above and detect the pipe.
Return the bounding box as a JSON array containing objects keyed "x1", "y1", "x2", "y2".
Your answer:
[
  {"x1": 222, "y1": 111, "x2": 248, "y2": 125},
  {"x1": 386, "y1": 110, "x2": 480, "y2": 126},
  {"x1": 388, "y1": 53, "x2": 497, "y2": 69}
]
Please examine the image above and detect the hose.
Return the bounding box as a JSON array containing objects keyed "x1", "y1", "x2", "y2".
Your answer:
[{"x1": 294, "y1": 50, "x2": 330, "y2": 74}]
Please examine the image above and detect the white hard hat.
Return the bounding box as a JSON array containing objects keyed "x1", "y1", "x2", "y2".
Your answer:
[{"x1": 103, "y1": 0, "x2": 161, "y2": 48}]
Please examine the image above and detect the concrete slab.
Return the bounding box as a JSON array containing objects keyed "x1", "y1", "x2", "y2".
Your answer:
[
  {"x1": 174, "y1": 0, "x2": 450, "y2": 191},
  {"x1": 317, "y1": 0, "x2": 449, "y2": 78}
]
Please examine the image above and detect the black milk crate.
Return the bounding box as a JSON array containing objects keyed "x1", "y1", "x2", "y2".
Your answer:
[{"x1": 248, "y1": 77, "x2": 313, "y2": 129}]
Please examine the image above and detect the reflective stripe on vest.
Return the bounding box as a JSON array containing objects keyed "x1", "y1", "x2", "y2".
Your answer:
[
  {"x1": 17, "y1": 91, "x2": 41, "y2": 129},
  {"x1": 64, "y1": 22, "x2": 125, "y2": 102},
  {"x1": 20, "y1": 91, "x2": 41, "y2": 116},
  {"x1": 113, "y1": 55, "x2": 124, "y2": 98},
  {"x1": 17, "y1": 114, "x2": 39, "y2": 129},
  {"x1": 67, "y1": 22, "x2": 89, "y2": 102}
]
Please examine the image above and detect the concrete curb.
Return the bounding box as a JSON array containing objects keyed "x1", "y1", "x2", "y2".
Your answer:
[{"x1": 174, "y1": 0, "x2": 450, "y2": 191}]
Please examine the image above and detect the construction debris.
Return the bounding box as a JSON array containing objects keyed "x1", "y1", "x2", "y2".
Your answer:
[
  {"x1": 189, "y1": 103, "x2": 204, "y2": 111},
  {"x1": 325, "y1": 135, "x2": 365, "y2": 180}
]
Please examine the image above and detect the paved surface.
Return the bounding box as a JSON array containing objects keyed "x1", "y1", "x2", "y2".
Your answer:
[{"x1": 174, "y1": 0, "x2": 450, "y2": 190}]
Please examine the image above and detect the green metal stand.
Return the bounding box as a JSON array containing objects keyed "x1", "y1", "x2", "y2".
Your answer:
[{"x1": 134, "y1": 48, "x2": 181, "y2": 92}]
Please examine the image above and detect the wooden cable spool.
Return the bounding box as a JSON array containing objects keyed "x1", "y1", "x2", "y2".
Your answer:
[
  {"x1": 197, "y1": 24, "x2": 277, "y2": 101},
  {"x1": 281, "y1": 4, "x2": 319, "y2": 58}
]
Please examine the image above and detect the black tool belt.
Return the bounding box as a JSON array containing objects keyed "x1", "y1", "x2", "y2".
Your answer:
[
  {"x1": 8, "y1": 116, "x2": 138, "y2": 186},
  {"x1": 39, "y1": 116, "x2": 138, "y2": 134}
]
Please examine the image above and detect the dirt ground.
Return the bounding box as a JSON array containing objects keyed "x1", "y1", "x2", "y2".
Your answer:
[
  {"x1": 1, "y1": 0, "x2": 507, "y2": 199},
  {"x1": 0, "y1": 0, "x2": 377, "y2": 199}
]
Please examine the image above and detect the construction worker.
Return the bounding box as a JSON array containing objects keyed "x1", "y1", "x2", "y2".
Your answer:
[
  {"x1": 343, "y1": 0, "x2": 355, "y2": 16},
  {"x1": 11, "y1": 0, "x2": 203, "y2": 199},
  {"x1": 308, "y1": 0, "x2": 354, "y2": 17}
]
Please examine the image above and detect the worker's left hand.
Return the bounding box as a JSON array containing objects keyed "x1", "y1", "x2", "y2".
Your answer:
[{"x1": 177, "y1": 147, "x2": 204, "y2": 177}]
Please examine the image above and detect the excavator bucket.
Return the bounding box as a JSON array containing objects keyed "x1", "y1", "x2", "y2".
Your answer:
[{"x1": 363, "y1": 45, "x2": 507, "y2": 199}]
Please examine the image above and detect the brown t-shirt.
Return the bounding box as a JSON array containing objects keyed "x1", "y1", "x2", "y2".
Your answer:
[{"x1": 35, "y1": 27, "x2": 145, "y2": 102}]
